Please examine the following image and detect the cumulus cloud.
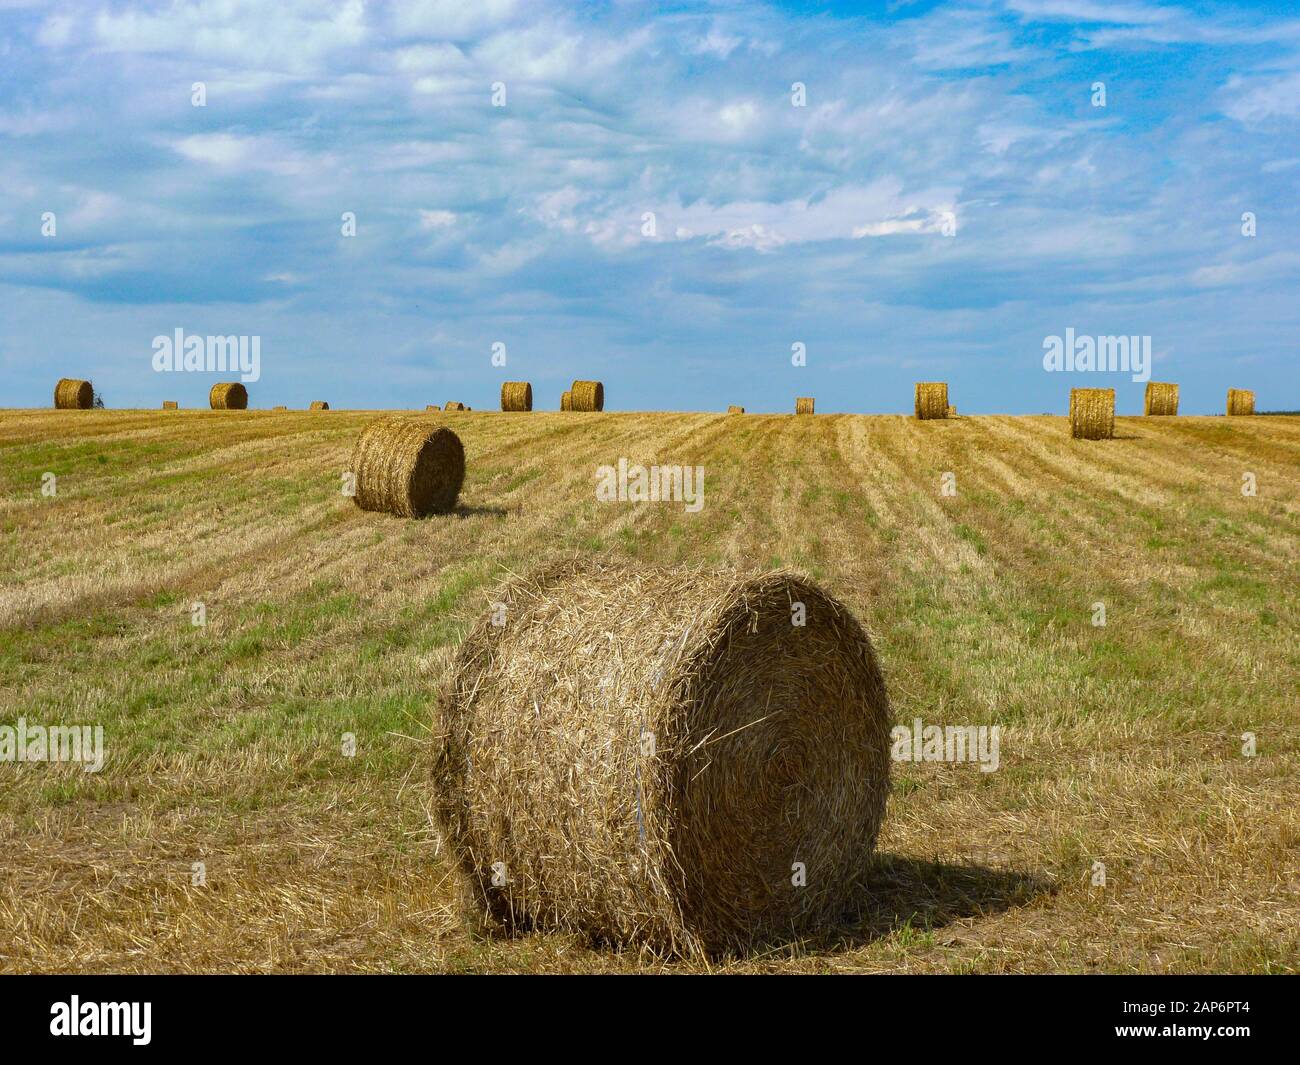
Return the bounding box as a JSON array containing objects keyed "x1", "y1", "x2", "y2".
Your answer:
[{"x1": 0, "y1": 0, "x2": 1295, "y2": 411}]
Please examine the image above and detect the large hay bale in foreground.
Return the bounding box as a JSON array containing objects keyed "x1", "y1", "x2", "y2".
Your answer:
[
  {"x1": 914, "y1": 382, "x2": 949, "y2": 420},
  {"x1": 560, "y1": 390, "x2": 573, "y2": 411},
  {"x1": 500, "y1": 381, "x2": 533, "y2": 412},
  {"x1": 310, "y1": 400, "x2": 330, "y2": 411},
  {"x1": 727, "y1": 405, "x2": 745, "y2": 414},
  {"x1": 1069, "y1": 387, "x2": 1115, "y2": 439},
  {"x1": 54, "y1": 378, "x2": 93, "y2": 410},
  {"x1": 570, "y1": 380, "x2": 604, "y2": 412},
  {"x1": 795, "y1": 397, "x2": 814, "y2": 415},
  {"x1": 1143, "y1": 382, "x2": 1179, "y2": 416},
  {"x1": 350, "y1": 418, "x2": 464, "y2": 518},
  {"x1": 434, "y1": 562, "x2": 892, "y2": 956},
  {"x1": 1227, "y1": 389, "x2": 1255, "y2": 416},
  {"x1": 209, "y1": 382, "x2": 248, "y2": 410},
  {"x1": 162, "y1": 400, "x2": 178, "y2": 410}
]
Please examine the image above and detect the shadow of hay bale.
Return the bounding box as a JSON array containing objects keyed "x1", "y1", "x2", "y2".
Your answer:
[
  {"x1": 832, "y1": 854, "x2": 1051, "y2": 949},
  {"x1": 451, "y1": 504, "x2": 512, "y2": 519},
  {"x1": 445, "y1": 853, "x2": 1050, "y2": 961}
]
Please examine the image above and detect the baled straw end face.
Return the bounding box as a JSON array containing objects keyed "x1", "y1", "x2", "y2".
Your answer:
[
  {"x1": 54, "y1": 378, "x2": 93, "y2": 409},
  {"x1": 500, "y1": 382, "x2": 533, "y2": 412},
  {"x1": 351, "y1": 418, "x2": 465, "y2": 518},
  {"x1": 569, "y1": 380, "x2": 604, "y2": 412},
  {"x1": 435, "y1": 563, "x2": 892, "y2": 957},
  {"x1": 209, "y1": 382, "x2": 248, "y2": 410}
]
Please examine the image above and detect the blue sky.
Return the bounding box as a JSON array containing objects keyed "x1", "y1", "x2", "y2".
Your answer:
[{"x1": 1, "y1": 0, "x2": 1296, "y2": 412}]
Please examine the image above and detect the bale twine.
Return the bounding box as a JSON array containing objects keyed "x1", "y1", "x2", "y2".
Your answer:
[
  {"x1": 444, "y1": 401, "x2": 466, "y2": 412},
  {"x1": 1069, "y1": 387, "x2": 1115, "y2": 439},
  {"x1": 570, "y1": 380, "x2": 604, "y2": 412},
  {"x1": 914, "y1": 382, "x2": 949, "y2": 420},
  {"x1": 501, "y1": 382, "x2": 533, "y2": 412},
  {"x1": 310, "y1": 400, "x2": 330, "y2": 411},
  {"x1": 350, "y1": 417, "x2": 464, "y2": 518},
  {"x1": 162, "y1": 400, "x2": 178, "y2": 410},
  {"x1": 426, "y1": 405, "x2": 441, "y2": 412},
  {"x1": 209, "y1": 382, "x2": 248, "y2": 410},
  {"x1": 727, "y1": 405, "x2": 745, "y2": 414},
  {"x1": 1227, "y1": 389, "x2": 1255, "y2": 416},
  {"x1": 54, "y1": 378, "x2": 93, "y2": 410},
  {"x1": 1143, "y1": 382, "x2": 1179, "y2": 416},
  {"x1": 795, "y1": 397, "x2": 814, "y2": 415},
  {"x1": 434, "y1": 562, "x2": 893, "y2": 956},
  {"x1": 560, "y1": 390, "x2": 573, "y2": 412}
]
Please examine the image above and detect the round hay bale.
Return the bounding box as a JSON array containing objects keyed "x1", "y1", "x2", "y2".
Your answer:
[
  {"x1": 444, "y1": 401, "x2": 466, "y2": 412},
  {"x1": 570, "y1": 380, "x2": 604, "y2": 412},
  {"x1": 946, "y1": 405, "x2": 957, "y2": 417},
  {"x1": 162, "y1": 400, "x2": 179, "y2": 410},
  {"x1": 1143, "y1": 382, "x2": 1179, "y2": 416},
  {"x1": 560, "y1": 390, "x2": 573, "y2": 412},
  {"x1": 350, "y1": 418, "x2": 465, "y2": 518},
  {"x1": 914, "y1": 382, "x2": 949, "y2": 420},
  {"x1": 726, "y1": 405, "x2": 745, "y2": 414},
  {"x1": 309, "y1": 400, "x2": 330, "y2": 411},
  {"x1": 794, "y1": 397, "x2": 814, "y2": 415},
  {"x1": 434, "y1": 562, "x2": 893, "y2": 956},
  {"x1": 500, "y1": 381, "x2": 533, "y2": 412},
  {"x1": 1227, "y1": 388, "x2": 1255, "y2": 416},
  {"x1": 1069, "y1": 387, "x2": 1115, "y2": 439},
  {"x1": 54, "y1": 378, "x2": 93, "y2": 410},
  {"x1": 426, "y1": 404, "x2": 441, "y2": 412},
  {"x1": 272, "y1": 405, "x2": 287, "y2": 411},
  {"x1": 209, "y1": 382, "x2": 248, "y2": 410}
]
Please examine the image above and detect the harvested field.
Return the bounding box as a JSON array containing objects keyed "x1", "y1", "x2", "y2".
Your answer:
[{"x1": 0, "y1": 409, "x2": 1297, "y2": 973}]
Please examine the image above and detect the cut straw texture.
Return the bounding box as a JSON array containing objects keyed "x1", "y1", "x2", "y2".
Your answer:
[
  {"x1": 570, "y1": 380, "x2": 604, "y2": 412},
  {"x1": 209, "y1": 382, "x2": 248, "y2": 410},
  {"x1": 795, "y1": 397, "x2": 814, "y2": 415},
  {"x1": 162, "y1": 401, "x2": 178, "y2": 410},
  {"x1": 1227, "y1": 389, "x2": 1255, "y2": 416},
  {"x1": 560, "y1": 391, "x2": 573, "y2": 411},
  {"x1": 1069, "y1": 387, "x2": 1115, "y2": 439},
  {"x1": 500, "y1": 381, "x2": 533, "y2": 412},
  {"x1": 310, "y1": 400, "x2": 330, "y2": 411},
  {"x1": 434, "y1": 561, "x2": 892, "y2": 957},
  {"x1": 54, "y1": 378, "x2": 93, "y2": 410},
  {"x1": 727, "y1": 405, "x2": 745, "y2": 414},
  {"x1": 914, "y1": 382, "x2": 949, "y2": 420},
  {"x1": 350, "y1": 417, "x2": 464, "y2": 518},
  {"x1": 1143, "y1": 382, "x2": 1179, "y2": 416}
]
